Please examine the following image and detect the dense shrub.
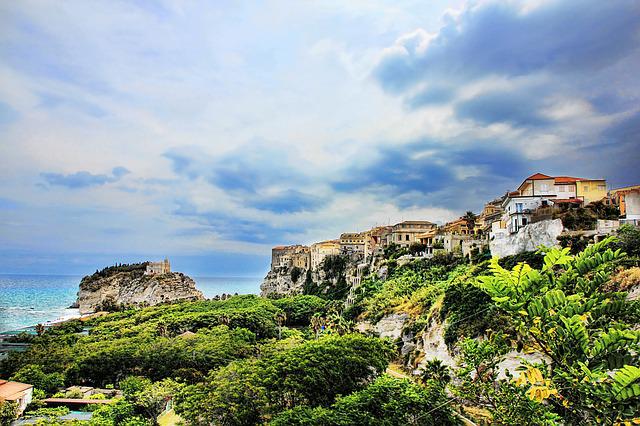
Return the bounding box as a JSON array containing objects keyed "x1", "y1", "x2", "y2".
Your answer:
[{"x1": 271, "y1": 374, "x2": 456, "y2": 425}]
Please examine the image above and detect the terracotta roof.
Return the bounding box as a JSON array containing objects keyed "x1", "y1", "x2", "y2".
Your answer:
[
  {"x1": 0, "y1": 380, "x2": 33, "y2": 400},
  {"x1": 525, "y1": 173, "x2": 552, "y2": 180},
  {"x1": 554, "y1": 176, "x2": 585, "y2": 183}
]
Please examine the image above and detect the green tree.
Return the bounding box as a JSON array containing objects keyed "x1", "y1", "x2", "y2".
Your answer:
[
  {"x1": 271, "y1": 375, "x2": 456, "y2": 425},
  {"x1": 10, "y1": 364, "x2": 64, "y2": 396},
  {"x1": 0, "y1": 401, "x2": 17, "y2": 426},
  {"x1": 479, "y1": 238, "x2": 640, "y2": 423},
  {"x1": 454, "y1": 337, "x2": 559, "y2": 425},
  {"x1": 262, "y1": 334, "x2": 394, "y2": 410},
  {"x1": 175, "y1": 359, "x2": 267, "y2": 426},
  {"x1": 463, "y1": 211, "x2": 477, "y2": 234}
]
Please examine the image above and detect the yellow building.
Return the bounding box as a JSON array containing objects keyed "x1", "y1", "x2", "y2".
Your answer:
[
  {"x1": 443, "y1": 218, "x2": 473, "y2": 235},
  {"x1": 517, "y1": 173, "x2": 607, "y2": 205},
  {"x1": 310, "y1": 240, "x2": 341, "y2": 270},
  {"x1": 575, "y1": 179, "x2": 607, "y2": 204}
]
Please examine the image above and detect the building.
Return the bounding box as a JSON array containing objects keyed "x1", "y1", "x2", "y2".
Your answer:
[
  {"x1": 390, "y1": 221, "x2": 437, "y2": 247},
  {"x1": 442, "y1": 218, "x2": 473, "y2": 235},
  {"x1": 310, "y1": 240, "x2": 341, "y2": 270},
  {"x1": 476, "y1": 199, "x2": 504, "y2": 236},
  {"x1": 0, "y1": 379, "x2": 34, "y2": 417},
  {"x1": 145, "y1": 258, "x2": 170, "y2": 275},
  {"x1": 363, "y1": 226, "x2": 393, "y2": 258},
  {"x1": 340, "y1": 232, "x2": 366, "y2": 253},
  {"x1": 416, "y1": 229, "x2": 438, "y2": 257},
  {"x1": 610, "y1": 185, "x2": 640, "y2": 224},
  {"x1": 501, "y1": 194, "x2": 551, "y2": 234},
  {"x1": 271, "y1": 245, "x2": 310, "y2": 269},
  {"x1": 517, "y1": 173, "x2": 607, "y2": 205},
  {"x1": 493, "y1": 173, "x2": 608, "y2": 235}
]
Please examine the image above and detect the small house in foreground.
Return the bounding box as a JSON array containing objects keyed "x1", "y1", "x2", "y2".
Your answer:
[{"x1": 0, "y1": 379, "x2": 33, "y2": 417}]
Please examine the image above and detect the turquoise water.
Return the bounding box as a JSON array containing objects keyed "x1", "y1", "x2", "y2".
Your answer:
[{"x1": 0, "y1": 274, "x2": 261, "y2": 333}]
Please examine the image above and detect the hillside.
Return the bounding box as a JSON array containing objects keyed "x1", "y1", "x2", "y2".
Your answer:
[{"x1": 0, "y1": 227, "x2": 639, "y2": 425}]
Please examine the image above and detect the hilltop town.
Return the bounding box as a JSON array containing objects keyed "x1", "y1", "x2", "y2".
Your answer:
[{"x1": 262, "y1": 172, "x2": 640, "y2": 298}]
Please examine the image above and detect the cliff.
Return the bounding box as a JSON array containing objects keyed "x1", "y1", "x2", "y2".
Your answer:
[
  {"x1": 260, "y1": 252, "x2": 380, "y2": 299},
  {"x1": 490, "y1": 218, "x2": 564, "y2": 257},
  {"x1": 77, "y1": 268, "x2": 204, "y2": 314}
]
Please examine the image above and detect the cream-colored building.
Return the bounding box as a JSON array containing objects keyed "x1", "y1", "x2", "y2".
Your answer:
[
  {"x1": 271, "y1": 245, "x2": 310, "y2": 269},
  {"x1": 390, "y1": 220, "x2": 437, "y2": 247},
  {"x1": 310, "y1": 240, "x2": 341, "y2": 270},
  {"x1": 145, "y1": 258, "x2": 170, "y2": 275},
  {"x1": 340, "y1": 232, "x2": 366, "y2": 253}
]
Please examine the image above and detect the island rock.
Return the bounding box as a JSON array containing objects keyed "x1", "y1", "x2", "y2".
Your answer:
[{"x1": 77, "y1": 263, "x2": 204, "y2": 314}]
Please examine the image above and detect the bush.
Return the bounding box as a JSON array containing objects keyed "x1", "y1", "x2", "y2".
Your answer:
[
  {"x1": 616, "y1": 224, "x2": 640, "y2": 258},
  {"x1": 271, "y1": 375, "x2": 456, "y2": 425}
]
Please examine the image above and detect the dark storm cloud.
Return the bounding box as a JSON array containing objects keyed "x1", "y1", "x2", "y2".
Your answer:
[{"x1": 373, "y1": 0, "x2": 640, "y2": 94}]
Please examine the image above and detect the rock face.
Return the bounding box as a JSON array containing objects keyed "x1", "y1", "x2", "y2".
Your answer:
[
  {"x1": 490, "y1": 219, "x2": 563, "y2": 258},
  {"x1": 260, "y1": 266, "x2": 303, "y2": 296},
  {"x1": 77, "y1": 271, "x2": 204, "y2": 314}
]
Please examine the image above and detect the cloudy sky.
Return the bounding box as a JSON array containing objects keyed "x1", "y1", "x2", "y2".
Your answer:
[{"x1": 1, "y1": 0, "x2": 639, "y2": 276}]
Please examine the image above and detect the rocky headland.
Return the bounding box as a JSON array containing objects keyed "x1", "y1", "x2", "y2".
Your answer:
[{"x1": 76, "y1": 262, "x2": 204, "y2": 314}]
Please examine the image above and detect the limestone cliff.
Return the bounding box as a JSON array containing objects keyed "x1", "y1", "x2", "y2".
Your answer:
[
  {"x1": 490, "y1": 219, "x2": 563, "y2": 258},
  {"x1": 260, "y1": 252, "x2": 381, "y2": 298},
  {"x1": 260, "y1": 266, "x2": 303, "y2": 296},
  {"x1": 77, "y1": 269, "x2": 204, "y2": 314}
]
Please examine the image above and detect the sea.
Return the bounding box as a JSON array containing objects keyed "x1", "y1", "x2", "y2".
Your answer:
[{"x1": 0, "y1": 274, "x2": 262, "y2": 333}]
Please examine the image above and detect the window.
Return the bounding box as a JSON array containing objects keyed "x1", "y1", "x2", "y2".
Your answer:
[
  {"x1": 522, "y1": 218, "x2": 528, "y2": 226},
  {"x1": 516, "y1": 203, "x2": 523, "y2": 213},
  {"x1": 405, "y1": 234, "x2": 409, "y2": 241},
  {"x1": 559, "y1": 185, "x2": 566, "y2": 192},
  {"x1": 598, "y1": 184, "x2": 606, "y2": 191},
  {"x1": 540, "y1": 183, "x2": 549, "y2": 191},
  {"x1": 583, "y1": 185, "x2": 589, "y2": 191}
]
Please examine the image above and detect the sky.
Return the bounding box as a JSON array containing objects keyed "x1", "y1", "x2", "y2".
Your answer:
[{"x1": 0, "y1": 0, "x2": 639, "y2": 276}]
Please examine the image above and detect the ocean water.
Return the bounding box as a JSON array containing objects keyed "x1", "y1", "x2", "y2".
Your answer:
[{"x1": 0, "y1": 274, "x2": 262, "y2": 333}]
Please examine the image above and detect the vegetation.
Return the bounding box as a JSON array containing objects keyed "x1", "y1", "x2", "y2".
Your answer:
[
  {"x1": 479, "y1": 238, "x2": 640, "y2": 423},
  {"x1": 270, "y1": 374, "x2": 456, "y2": 425},
  {"x1": 3, "y1": 231, "x2": 639, "y2": 425},
  {"x1": 82, "y1": 262, "x2": 149, "y2": 285}
]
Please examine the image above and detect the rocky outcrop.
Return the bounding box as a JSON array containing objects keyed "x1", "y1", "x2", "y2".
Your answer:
[
  {"x1": 77, "y1": 271, "x2": 204, "y2": 314},
  {"x1": 490, "y1": 219, "x2": 563, "y2": 258},
  {"x1": 373, "y1": 313, "x2": 409, "y2": 340},
  {"x1": 260, "y1": 266, "x2": 304, "y2": 296}
]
